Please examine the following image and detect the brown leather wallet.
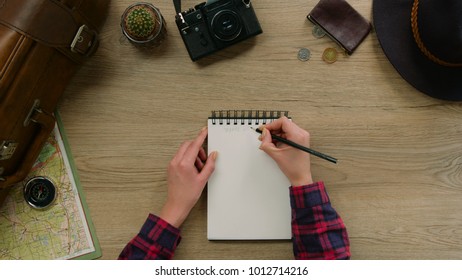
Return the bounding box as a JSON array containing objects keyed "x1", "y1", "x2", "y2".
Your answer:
[{"x1": 307, "y1": 0, "x2": 371, "y2": 55}]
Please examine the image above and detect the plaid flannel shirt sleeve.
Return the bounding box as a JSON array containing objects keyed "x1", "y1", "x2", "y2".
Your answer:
[
  {"x1": 290, "y1": 181, "x2": 351, "y2": 260},
  {"x1": 118, "y1": 214, "x2": 181, "y2": 260}
]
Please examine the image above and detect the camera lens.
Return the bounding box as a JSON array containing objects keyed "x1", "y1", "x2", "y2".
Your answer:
[{"x1": 211, "y1": 10, "x2": 242, "y2": 41}]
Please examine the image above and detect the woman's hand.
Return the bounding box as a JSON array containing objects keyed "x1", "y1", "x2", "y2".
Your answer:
[
  {"x1": 259, "y1": 117, "x2": 313, "y2": 186},
  {"x1": 159, "y1": 127, "x2": 217, "y2": 228}
]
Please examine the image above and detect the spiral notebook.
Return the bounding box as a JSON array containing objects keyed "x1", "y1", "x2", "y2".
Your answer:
[{"x1": 207, "y1": 110, "x2": 291, "y2": 240}]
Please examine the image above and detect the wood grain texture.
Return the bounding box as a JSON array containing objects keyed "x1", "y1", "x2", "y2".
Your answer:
[{"x1": 55, "y1": 0, "x2": 462, "y2": 259}]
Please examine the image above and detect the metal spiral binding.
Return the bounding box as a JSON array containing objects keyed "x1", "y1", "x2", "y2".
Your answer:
[{"x1": 209, "y1": 110, "x2": 289, "y2": 125}]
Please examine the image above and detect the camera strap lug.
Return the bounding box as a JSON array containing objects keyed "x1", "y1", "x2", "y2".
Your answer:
[
  {"x1": 178, "y1": 12, "x2": 186, "y2": 24},
  {"x1": 242, "y1": 0, "x2": 251, "y2": 8}
]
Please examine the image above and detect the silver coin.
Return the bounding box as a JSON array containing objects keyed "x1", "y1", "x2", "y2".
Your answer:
[
  {"x1": 298, "y1": 48, "x2": 311, "y2": 61},
  {"x1": 312, "y1": 25, "x2": 326, "y2": 38}
]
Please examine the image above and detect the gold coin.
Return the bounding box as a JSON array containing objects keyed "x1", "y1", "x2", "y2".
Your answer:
[{"x1": 322, "y1": 48, "x2": 338, "y2": 64}]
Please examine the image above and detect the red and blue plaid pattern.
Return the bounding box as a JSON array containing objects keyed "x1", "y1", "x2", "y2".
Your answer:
[
  {"x1": 290, "y1": 182, "x2": 350, "y2": 260},
  {"x1": 119, "y1": 181, "x2": 350, "y2": 260},
  {"x1": 119, "y1": 214, "x2": 181, "y2": 260}
]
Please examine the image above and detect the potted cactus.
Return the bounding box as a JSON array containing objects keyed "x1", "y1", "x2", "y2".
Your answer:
[{"x1": 121, "y1": 2, "x2": 167, "y2": 47}]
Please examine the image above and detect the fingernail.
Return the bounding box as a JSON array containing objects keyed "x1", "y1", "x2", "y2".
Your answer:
[
  {"x1": 211, "y1": 151, "x2": 218, "y2": 160},
  {"x1": 201, "y1": 126, "x2": 207, "y2": 132}
]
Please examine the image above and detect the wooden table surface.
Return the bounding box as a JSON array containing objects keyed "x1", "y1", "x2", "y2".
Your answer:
[{"x1": 57, "y1": 0, "x2": 462, "y2": 259}]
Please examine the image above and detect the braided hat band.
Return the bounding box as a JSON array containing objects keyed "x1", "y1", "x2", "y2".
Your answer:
[{"x1": 411, "y1": 0, "x2": 462, "y2": 67}]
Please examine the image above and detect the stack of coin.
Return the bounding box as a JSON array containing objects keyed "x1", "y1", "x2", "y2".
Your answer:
[{"x1": 300, "y1": 25, "x2": 339, "y2": 64}]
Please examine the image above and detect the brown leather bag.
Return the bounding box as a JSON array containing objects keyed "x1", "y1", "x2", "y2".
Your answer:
[{"x1": 0, "y1": 0, "x2": 110, "y2": 204}]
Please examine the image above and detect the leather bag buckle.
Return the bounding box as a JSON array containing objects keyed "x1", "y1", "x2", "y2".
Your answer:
[{"x1": 71, "y1": 25, "x2": 99, "y2": 56}]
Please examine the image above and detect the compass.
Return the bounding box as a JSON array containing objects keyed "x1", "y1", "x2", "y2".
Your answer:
[{"x1": 24, "y1": 177, "x2": 57, "y2": 209}]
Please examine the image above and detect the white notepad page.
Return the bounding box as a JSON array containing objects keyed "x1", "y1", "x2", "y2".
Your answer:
[{"x1": 207, "y1": 117, "x2": 291, "y2": 240}]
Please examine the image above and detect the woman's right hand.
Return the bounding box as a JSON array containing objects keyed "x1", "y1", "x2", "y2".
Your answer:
[{"x1": 258, "y1": 116, "x2": 313, "y2": 186}]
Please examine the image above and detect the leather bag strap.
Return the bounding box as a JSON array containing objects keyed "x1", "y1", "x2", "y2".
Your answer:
[
  {"x1": 0, "y1": 103, "x2": 55, "y2": 187},
  {"x1": 0, "y1": 0, "x2": 99, "y2": 59}
]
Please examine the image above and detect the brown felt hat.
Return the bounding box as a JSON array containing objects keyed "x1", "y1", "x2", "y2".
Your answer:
[{"x1": 373, "y1": 0, "x2": 462, "y2": 101}]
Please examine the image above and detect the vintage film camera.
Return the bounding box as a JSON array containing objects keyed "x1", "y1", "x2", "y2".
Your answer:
[{"x1": 174, "y1": 0, "x2": 263, "y2": 61}]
